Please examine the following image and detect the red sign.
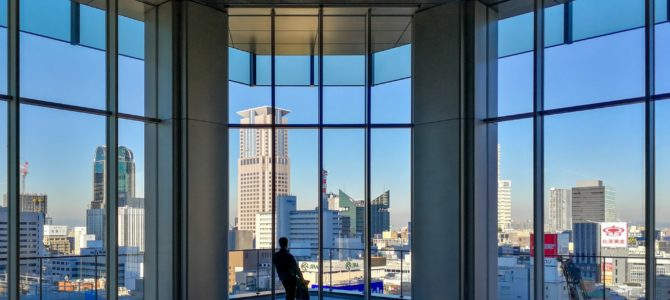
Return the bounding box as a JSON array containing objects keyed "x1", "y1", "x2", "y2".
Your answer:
[{"x1": 530, "y1": 233, "x2": 559, "y2": 258}]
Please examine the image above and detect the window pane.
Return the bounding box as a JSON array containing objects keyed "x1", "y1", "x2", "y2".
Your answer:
[
  {"x1": 0, "y1": 1, "x2": 6, "y2": 95},
  {"x1": 545, "y1": 4, "x2": 564, "y2": 48},
  {"x1": 657, "y1": 20, "x2": 670, "y2": 95},
  {"x1": 498, "y1": 11, "x2": 533, "y2": 58},
  {"x1": 20, "y1": 106, "x2": 106, "y2": 298},
  {"x1": 371, "y1": 79, "x2": 411, "y2": 124},
  {"x1": 118, "y1": 120, "x2": 146, "y2": 298},
  {"x1": 544, "y1": 105, "x2": 645, "y2": 296},
  {"x1": 496, "y1": 10, "x2": 534, "y2": 117},
  {"x1": 229, "y1": 48, "x2": 251, "y2": 85},
  {"x1": 544, "y1": 24, "x2": 644, "y2": 109},
  {"x1": 323, "y1": 16, "x2": 365, "y2": 86},
  {"x1": 275, "y1": 16, "x2": 318, "y2": 124},
  {"x1": 79, "y1": 3, "x2": 106, "y2": 50},
  {"x1": 119, "y1": 0, "x2": 150, "y2": 117},
  {"x1": 323, "y1": 129, "x2": 365, "y2": 295},
  {"x1": 20, "y1": 0, "x2": 70, "y2": 41},
  {"x1": 323, "y1": 86, "x2": 365, "y2": 124},
  {"x1": 496, "y1": 119, "x2": 533, "y2": 300},
  {"x1": 370, "y1": 129, "x2": 411, "y2": 297},
  {"x1": 229, "y1": 16, "x2": 271, "y2": 125},
  {"x1": 20, "y1": 1, "x2": 106, "y2": 109},
  {"x1": 372, "y1": 16, "x2": 411, "y2": 85},
  {"x1": 274, "y1": 129, "x2": 319, "y2": 294},
  {"x1": 572, "y1": 0, "x2": 644, "y2": 41}
]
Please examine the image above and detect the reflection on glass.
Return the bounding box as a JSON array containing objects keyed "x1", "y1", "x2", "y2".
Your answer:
[
  {"x1": 496, "y1": 119, "x2": 533, "y2": 300},
  {"x1": 20, "y1": 105, "x2": 106, "y2": 299}
]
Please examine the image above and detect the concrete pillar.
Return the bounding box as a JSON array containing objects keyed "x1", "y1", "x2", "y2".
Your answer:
[
  {"x1": 412, "y1": 1, "x2": 496, "y2": 299},
  {"x1": 145, "y1": 2, "x2": 228, "y2": 299}
]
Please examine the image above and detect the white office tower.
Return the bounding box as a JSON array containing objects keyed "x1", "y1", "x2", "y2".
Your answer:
[
  {"x1": 71, "y1": 226, "x2": 95, "y2": 255},
  {"x1": 237, "y1": 106, "x2": 291, "y2": 232},
  {"x1": 118, "y1": 206, "x2": 145, "y2": 252},
  {"x1": 497, "y1": 145, "x2": 512, "y2": 232},
  {"x1": 548, "y1": 188, "x2": 572, "y2": 232},
  {"x1": 571, "y1": 180, "x2": 616, "y2": 225}
]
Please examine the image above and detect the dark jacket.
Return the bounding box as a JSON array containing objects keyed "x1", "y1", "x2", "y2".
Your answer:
[{"x1": 273, "y1": 248, "x2": 303, "y2": 282}]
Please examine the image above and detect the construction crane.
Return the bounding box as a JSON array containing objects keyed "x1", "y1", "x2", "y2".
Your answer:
[
  {"x1": 20, "y1": 161, "x2": 28, "y2": 194},
  {"x1": 558, "y1": 256, "x2": 589, "y2": 300}
]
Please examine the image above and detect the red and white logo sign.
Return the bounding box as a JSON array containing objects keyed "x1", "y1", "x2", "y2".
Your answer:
[{"x1": 601, "y1": 222, "x2": 628, "y2": 249}]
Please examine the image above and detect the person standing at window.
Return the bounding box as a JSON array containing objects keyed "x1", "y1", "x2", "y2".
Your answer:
[{"x1": 273, "y1": 237, "x2": 309, "y2": 299}]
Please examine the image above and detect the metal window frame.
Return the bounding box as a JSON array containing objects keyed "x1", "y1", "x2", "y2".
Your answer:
[
  {"x1": 231, "y1": 7, "x2": 413, "y2": 300},
  {"x1": 4, "y1": 1, "x2": 159, "y2": 299},
  {"x1": 490, "y1": 0, "x2": 660, "y2": 298}
]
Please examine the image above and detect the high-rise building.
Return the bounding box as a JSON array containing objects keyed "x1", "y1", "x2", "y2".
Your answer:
[
  {"x1": 338, "y1": 190, "x2": 365, "y2": 237},
  {"x1": 0, "y1": 207, "x2": 45, "y2": 275},
  {"x1": 371, "y1": 190, "x2": 390, "y2": 238},
  {"x1": 44, "y1": 225, "x2": 71, "y2": 255},
  {"x1": 497, "y1": 145, "x2": 512, "y2": 233},
  {"x1": 87, "y1": 146, "x2": 141, "y2": 246},
  {"x1": 547, "y1": 188, "x2": 571, "y2": 232},
  {"x1": 571, "y1": 180, "x2": 616, "y2": 225},
  {"x1": 90, "y1": 145, "x2": 136, "y2": 209},
  {"x1": 237, "y1": 106, "x2": 290, "y2": 232}
]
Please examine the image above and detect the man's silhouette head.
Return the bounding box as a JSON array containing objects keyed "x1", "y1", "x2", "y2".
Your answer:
[{"x1": 279, "y1": 237, "x2": 288, "y2": 250}]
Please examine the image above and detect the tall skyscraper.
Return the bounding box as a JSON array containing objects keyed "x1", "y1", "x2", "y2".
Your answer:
[
  {"x1": 87, "y1": 146, "x2": 140, "y2": 245},
  {"x1": 571, "y1": 180, "x2": 616, "y2": 225},
  {"x1": 237, "y1": 106, "x2": 290, "y2": 232},
  {"x1": 90, "y1": 145, "x2": 136, "y2": 209},
  {"x1": 497, "y1": 145, "x2": 512, "y2": 232},
  {"x1": 548, "y1": 188, "x2": 572, "y2": 232}
]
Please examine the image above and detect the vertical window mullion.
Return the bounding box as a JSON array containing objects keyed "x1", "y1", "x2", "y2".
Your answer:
[
  {"x1": 532, "y1": 0, "x2": 545, "y2": 299},
  {"x1": 106, "y1": 0, "x2": 119, "y2": 299},
  {"x1": 270, "y1": 8, "x2": 277, "y2": 300},
  {"x1": 645, "y1": 0, "x2": 656, "y2": 297},
  {"x1": 317, "y1": 6, "x2": 324, "y2": 300},
  {"x1": 7, "y1": 0, "x2": 20, "y2": 298},
  {"x1": 364, "y1": 8, "x2": 372, "y2": 300}
]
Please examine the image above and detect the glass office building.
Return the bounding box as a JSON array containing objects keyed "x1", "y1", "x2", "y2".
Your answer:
[{"x1": 0, "y1": 0, "x2": 665, "y2": 299}]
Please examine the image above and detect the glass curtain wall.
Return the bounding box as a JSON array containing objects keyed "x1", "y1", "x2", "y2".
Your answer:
[
  {"x1": 0, "y1": 0, "x2": 155, "y2": 299},
  {"x1": 227, "y1": 7, "x2": 413, "y2": 299},
  {"x1": 492, "y1": 0, "x2": 669, "y2": 299}
]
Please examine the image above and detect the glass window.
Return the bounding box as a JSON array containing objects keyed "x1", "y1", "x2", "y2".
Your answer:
[
  {"x1": 118, "y1": 119, "x2": 146, "y2": 298},
  {"x1": 544, "y1": 105, "x2": 645, "y2": 294},
  {"x1": 20, "y1": 105, "x2": 106, "y2": 299},
  {"x1": 498, "y1": 11, "x2": 533, "y2": 58},
  {"x1": 572, "y1": 0, "x2": 644, "y2": 41},
  {"x1": 323, "y1": 16, "x2": 365, "y2": 124},
  {"x1": 229, "y1": 48, "x2": 252, "y2": 85},
  {"x1": 119, "y1": 1, "x2": 151, "y2": 117},
  {"x1": 544, "y1": 22, "x2": 644, "y2": 109},
  {"x1": 323, "y1": 129, "x2": 365, "y2": 296},
  {"x1": 370, "y1": 129, "x2": 411, "y2": 297},
  {"x1": 656, "y1": 100, "x2": 670, "y2": 281},
  {"x1": 20, "y1": 1, "x2": 106, "y2": 109},
  {"x1": 657, "y1": 16, "x2": 670, "y2": 95},
  {"x1": 275, "y1": 16, "x2": 318, "y2": 124},
  {"x1": 20, "y1": 0, "x2": 70, "y2": 42},
  {"x1": 79, "y1": 3, "x2": 106, "y2": 50},
  {"x1": 0, "y1": 102, "x2": 6, "y2": 300},
  {"x1": 496, "y1": 119, "x2": 533, "y2": 300}
]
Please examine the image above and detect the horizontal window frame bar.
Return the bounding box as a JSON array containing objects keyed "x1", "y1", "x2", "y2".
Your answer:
[
  {"x1": 228, "y1": 123, "x2": 412, "y2": 128},
  {"x1": 0, "y1": 95, "x2": 160, "y2": 123},
  {"x1": 498, "y1": 19, "x2": 670, "y2": 60},
  {"x1": 484, "y1": 92, "x2": 670, "y2": 123}
]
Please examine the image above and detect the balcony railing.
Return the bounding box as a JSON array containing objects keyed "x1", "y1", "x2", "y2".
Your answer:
[
  {"x1": 228, "y1": 247, "x2": 411, "y2": 299},
  {"x1": 497, "y1": 253, "x2": 670, "y2": 300}
]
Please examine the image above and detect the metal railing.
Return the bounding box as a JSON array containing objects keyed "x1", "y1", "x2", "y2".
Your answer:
[
  {"x1": 0, "y1": 253, "x2": 144, "y2": 300},
  {"x1": 497, "y1": 253, "x2": 670, "y2": 300},
  {"x1": 228, "y1": 247, "x2": 411, "y2": 299}
]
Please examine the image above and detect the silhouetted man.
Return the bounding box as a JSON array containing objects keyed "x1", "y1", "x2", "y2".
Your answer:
[{"x1": 273, "y1": 237, "x2": 307, "y2": 300}]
